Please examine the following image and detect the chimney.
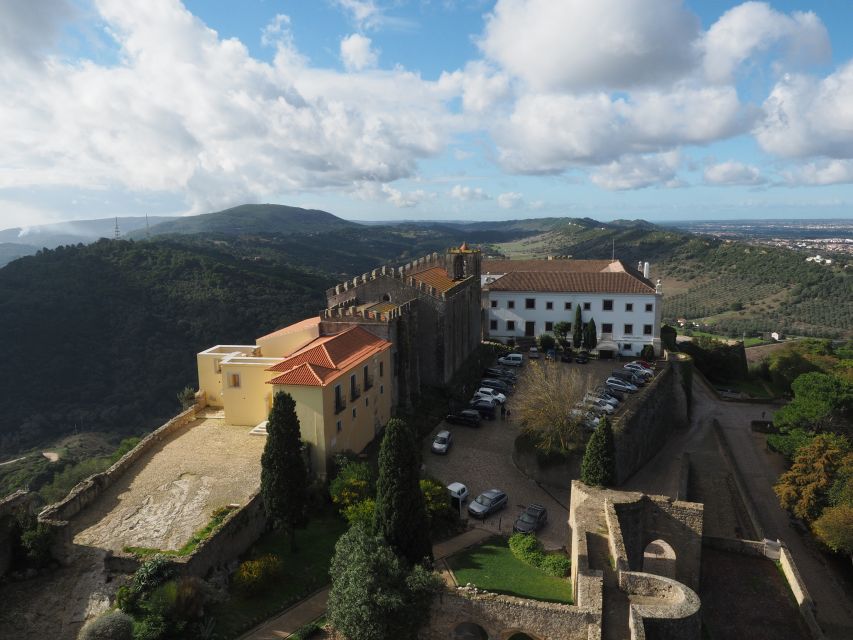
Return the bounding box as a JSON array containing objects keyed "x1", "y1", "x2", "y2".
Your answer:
[
  {"x1": 637, "y1": 261, "x2": 643, "y2": 272},
  {"x1": 643, "y1": 262, "x2": 650, "y2": 279}
]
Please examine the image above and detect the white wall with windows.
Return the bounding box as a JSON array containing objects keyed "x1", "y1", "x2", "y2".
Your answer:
[{"x1": 485, "y1": 291, "x2": 662, "y2": 355}]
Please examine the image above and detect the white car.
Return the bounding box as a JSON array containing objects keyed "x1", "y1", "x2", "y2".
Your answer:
[
  {"x1": 624, "y1": 363, "x2": 653, "y2": 377},
  {"x1": 473, "y1": 387, "x2": 507, "y2": 404},
  {"x1": 447, "y1": 482, "x2": 469, "y2": 503},
  {"x1": 570, "y1": 409, "x2": 600, "y2": 430},
  {"x1": 497, "y1": 353, "x2": 523, "y2": 367},
  {"x1": 606, "y1": 377, "x2": 638, "y2": 393},
  {"x1": 528, "y1": 347, "x2": 541, "y2": 359}
]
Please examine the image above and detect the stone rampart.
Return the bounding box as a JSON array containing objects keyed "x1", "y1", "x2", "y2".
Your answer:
[
  {"x1": 779, "y1": 545, "x2": 825, "y2": 640},
  {"x1": 39, "y1": 406, "x2": 198, "y2": 525},
  {"x1": 620, "y1": 571, "x2": 701, "y2": 640},
  {"x1": 423, "y1": 588, "x2": 599, "y2": 640},
  {"x1": 611, "y1": 358, "x2": 691, "y2": 485},
  {"x1": 104, "y1": 491, "x2": 267, "y2": 579}
]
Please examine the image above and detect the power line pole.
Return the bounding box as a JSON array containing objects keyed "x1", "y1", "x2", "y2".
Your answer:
[{"x1": 114, "y1": 217, "x2": 121, "y2": 240}]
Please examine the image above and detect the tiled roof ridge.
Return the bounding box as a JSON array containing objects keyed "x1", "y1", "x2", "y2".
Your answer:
[{"x1": 486, "y1": 270, "x2": 656, "y2": 294}]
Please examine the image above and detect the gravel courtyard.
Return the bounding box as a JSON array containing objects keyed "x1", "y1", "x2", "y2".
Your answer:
[{"x1": 72, "y1": 410, "x2": 265, "y2": 553}]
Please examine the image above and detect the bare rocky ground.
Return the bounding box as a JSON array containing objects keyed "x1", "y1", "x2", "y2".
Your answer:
[{"x1": 0, "y1": 412, "x2": 265, "y2": 640}]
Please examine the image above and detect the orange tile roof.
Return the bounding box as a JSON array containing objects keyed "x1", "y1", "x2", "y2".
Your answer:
[
  {"x1": 267, "y1": 325, "x2": 390, "y2": 387},
  {"x1": 256, "y1": 316, "x2": 320, "y2": 341},
  {"x1": 410, "y1": 266, "x2": 456, "y2": 293},
  {"x1": 487, "y1": 271, "x2": 655, "y2": 294},
  {"x1": 483, "y1": 259, "x2": 616, "y2": 274}
]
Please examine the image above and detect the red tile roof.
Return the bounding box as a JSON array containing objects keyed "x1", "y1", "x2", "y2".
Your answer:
[
  {"x1": 256, "y1": 316, "x2": 320, "y2": 341},
  {"x1": 267, "y1": 325, "x2": 390, "y2": 387},
  {"x1": 487, "y1": 271, "x2": 655, "y2": 294},
  {"x1": 483, "y1": 259, "x2": 616, "y2": 274},
  {"x1": 410, "y1": 266, "x2": 457, "y2": 293}
]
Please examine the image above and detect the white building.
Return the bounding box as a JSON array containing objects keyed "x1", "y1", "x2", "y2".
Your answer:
[{"x1": 482, "y1": 259, "x2": 663, "y2": 357}]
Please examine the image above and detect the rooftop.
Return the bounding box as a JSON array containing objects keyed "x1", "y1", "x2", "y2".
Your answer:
[
  {"x1": 487, "y1": 271, "x2": 655, "y2": 294},
  {"x1": 267, "y1": 325, "x2": 390, "y2": 386}
]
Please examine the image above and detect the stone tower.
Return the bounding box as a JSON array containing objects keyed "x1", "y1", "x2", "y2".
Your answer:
[{"x1": 445, "y1": 242, "x2": 482, "y2": 281}]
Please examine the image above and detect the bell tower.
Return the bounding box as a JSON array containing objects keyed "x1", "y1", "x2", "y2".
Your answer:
[{"x1": 445, "y1": 242, "x2": 481, "y2": 281}]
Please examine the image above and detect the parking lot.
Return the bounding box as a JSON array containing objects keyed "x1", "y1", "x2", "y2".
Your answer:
[{"x1": 422, "y1": 352, "x2": 659, "y2": 552}]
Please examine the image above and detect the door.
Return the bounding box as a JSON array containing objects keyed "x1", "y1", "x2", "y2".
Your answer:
[{"x1": 525, "y1": 321, "x2": 535, "y2": 337}]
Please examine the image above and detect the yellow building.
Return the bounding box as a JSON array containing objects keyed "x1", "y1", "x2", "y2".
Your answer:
[{"x1": 197, "y1": 318, "x2": 392, "y2": 477}]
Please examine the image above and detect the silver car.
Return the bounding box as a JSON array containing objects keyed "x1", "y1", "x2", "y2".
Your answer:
[
  {"x1": 467, "y1": 489, "x2": 508, "y2": 518},
  {"x1": 431, "y1": 430, "x2": 452, "y2": 454}
]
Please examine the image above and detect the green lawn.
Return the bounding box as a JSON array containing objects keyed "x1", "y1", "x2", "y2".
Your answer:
[
  {"x1": 448, "y1": 536, "x2": 573, "y2": 604},
  {"x1": 210, "y1": 514, "x2": 347, "y2": 639},
  {"x1": 686, "y1": 330, "x2": 766, "y2": 347}
]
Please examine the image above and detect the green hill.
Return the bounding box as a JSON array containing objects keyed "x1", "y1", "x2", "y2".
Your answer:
[{"x1": 139, "y1": 204, "x2": 359, "y2": 237}]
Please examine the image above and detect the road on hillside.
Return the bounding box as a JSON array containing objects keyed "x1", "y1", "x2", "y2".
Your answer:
[{"x1": 690, "y1": 377, "x2": 853, "y2": 640}]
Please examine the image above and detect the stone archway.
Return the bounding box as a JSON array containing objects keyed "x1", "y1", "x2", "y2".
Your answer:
[
  {"x1": 643, "y1": 538, "x2": 677, "y2": 579},
  {"x1": 505, "y1": 632, "x2": 540, "y2": 640},
  {"x1": 454, "y1": 622, "x2": 489, "y2": 640}
]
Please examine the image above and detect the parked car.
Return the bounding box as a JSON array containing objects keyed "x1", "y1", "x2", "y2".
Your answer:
[
  {"x1": 634, "y1": 359, "x2": 656, "y2": 370},
  {"x1": 575, "y1": 351, "x2": 590, "y2": 364},
  {"x1": 596, "y1": 387, "x2": 624, "y2": 402},
  {"x1": 469, "y1": 398, "x2": 497, "y2": 420},
  {"x1": 431, "y1": 430, "x2": 453, "y2": 454},
  {"x1": 585, "y1": 399, "x2": 615, "y2": 415},
  {"x1": 484, "y1": 367, "x2": 517, "y2": 383},
  {"x1": 545, "y1": 349, "x2": 556, "y2": 360},
  {"x1": 585, "y1": 393, "x2": 618, "y2": 409},
  {"x1": 445, "y1": 409, "x2": 482, "y2": 427},
  {"x1": 498, "y1": 353, "x2": 523, "y2": 367},
  {"x1": 528, "y1": 347, "x2": 541, "y2": 359},
  {"x1": 570, "y1": 409, "x2": 600, "y2": 429},
  {"x1": 468, "y1": 489, "x2": 508, "y2": 518},
  {"x1": 447, "y1": 482, "x2": 469, "y2": 503},
  {"x1": 560, "y1": 351, "x2": 573, "y2": 362},
  {"x1": 513, "y1": 503, "x2": 549, "y2": 533},
  {"x1": 624, "y1": 363, "x2": 653, "y2": 377},
  {"x1": 480, "y1": 378, "x2": 511, "y2": 395},
  {"x1": 592, "y1": 390, "x2": 621, "y2": 406},
  {"x1": 473, "y1": 387, "x2": 506, "y2": 404},
  {"x1": 611, "y1": 370, "x2": 645, "y2": 386},
  {"x1": 606, "y1": 377, "x2": 638, "y2": 393}
]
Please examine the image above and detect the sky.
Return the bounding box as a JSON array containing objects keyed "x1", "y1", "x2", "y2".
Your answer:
[{"x1": 2, "y1": 0, "x2": 853, "y2": 228}]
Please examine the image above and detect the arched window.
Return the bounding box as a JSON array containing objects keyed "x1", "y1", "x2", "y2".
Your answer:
[
  {"x1": 382, "y1": 293, "x2": 391, "y2": 302},
  {"x1": 643, "y1": 539, "x2": 677, "y2": 579},
  {"x1": 453, "y1": 254, "x2": 465, "y2": 280},
  {"x1": 454, "y1": 622, "x2": 489, "y2": 640}
]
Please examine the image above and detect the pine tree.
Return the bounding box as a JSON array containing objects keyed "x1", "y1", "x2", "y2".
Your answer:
[
  {"x1": 572, "y1": 305, "x2": 583, "y2": 348},
  {"x1": 373, "y1": 418, "x2": 433, "y2": 566},
  {"x1": 261, "y1": 391, "x2": 309, "y2": 548},
  {"x1": 581, "y1": 416, "x2": 615, "y2": 487}
]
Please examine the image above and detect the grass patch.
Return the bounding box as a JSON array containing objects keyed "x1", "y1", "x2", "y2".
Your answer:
[
  {"x1": 448, "y1": 536, "x2": 572, "y2": 604},
  {"x1": 210, "y1": 514, "x2": 347, "y2": 639},
  {"x1": 725, "y1": 378, "x2": 775, "y2": 399},
  {"x1": 123, "y1": 505, "x2": 237, "y2": 557}
]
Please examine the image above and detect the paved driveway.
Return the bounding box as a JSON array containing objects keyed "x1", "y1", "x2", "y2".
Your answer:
[{"x1": 422, "y1": 407, "x2": 570, "y2": 551}]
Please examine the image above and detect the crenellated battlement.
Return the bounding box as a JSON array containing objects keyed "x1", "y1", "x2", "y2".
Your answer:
[
  {"x1": 322, "y1": 298, "x2": 417, "y2": 322},
  {"x1": 324, "y1": 251, "x2": 444, "y2": 299}
]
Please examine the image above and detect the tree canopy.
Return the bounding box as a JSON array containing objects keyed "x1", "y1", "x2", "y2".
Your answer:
[
  {"x1": 774, "y1": 434, "x2": 850, "y2": 522},
  {"x1": 581, "y1": 417, "x2": 615, "y2": 487},
  {"x1": 773, "y1": 372, "x2": 852, "y2": 434},
  {"x1": 572, "y1": 306, "x2": 583, "y2": 349}
]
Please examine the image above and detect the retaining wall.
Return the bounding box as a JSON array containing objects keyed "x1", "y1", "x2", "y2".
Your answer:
[{"x1": 779, "y1": 545, "x2": 825, "y2": 640}]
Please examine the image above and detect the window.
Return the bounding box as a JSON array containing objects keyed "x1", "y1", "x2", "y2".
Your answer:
[
  {"x1": 566, "y1": 322, "x2": 572, "y2": 332},
  {"x1": 352, "y1": 408, "x2": 357, "y2": 418},
  {"x1": 228, "y1": 373, "x2": 241, "y2": 388},
  {"x1": 564, "y1": 302, "x2": 572, "y2": 310},
  {"x1": 546, "y1": 301, "x2": 553, "y2": 310},
  {"x1": 334, "y1": 384, "x2": 345, "y2": 414},
  {"x1": 624, "y1": 324, "x2": 634, "y2": 335},
  {"x1": 490, "y1": 300, "x2": 497, "y2": 308},
  {"x1": 644, "y1": 324, "x2": 653, "y2": 335},
  {"x1": 508, "y1": 300, "x2": 515, "y2": 309},
  {"x1": 645, "y1": 303, "x2": 653, "y2": 312},
  {"x1": 623, "y1": 343, "x2": 633, "y2": 351},
  {"x1": 525, "y1": 298, "x2": 536, "y2": 309},
  {"x1": 380, "y1": 384, "x2": 384, "y2": 395},
  {"x1": 379, "y1": 361, "x2": 384, "y2": 377},
  {"x1": 490, "y1": 319, "x2": 498, "y2": 330},
  {"x1": 602, "y1": 323, "x2": 613, "y2": 333},
  {"x1": 364, "y1": 365, "x2": 373, "y2": 390},
  {"x1": 336, "y1": 420, "x2": 342, "y2": 433},
  {"x1": 603, "y1": 299, "x2": 613, "y2": 311},
  {"x1": 350, "y1": 374, "x2": 360, "y2": 400},
  {"x1": 507, "y1": 320, "x2": 516, "y2": 331},
  {"x1": 625, "y1": 303, "x2": 633, "y2": 312},
  {"x1": 545, "y1": 321, "x2": 554, "y2": 332},
  {"x1": 583, "y1": 302, "x2": 591, "y2": 310}
]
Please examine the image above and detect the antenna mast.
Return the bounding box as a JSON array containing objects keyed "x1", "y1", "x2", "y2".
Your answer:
[
  {"x1": 114, "y1": 217, "x2": 121, "y2": 240},
  {"x1": 611, "y1": 238, "x2": 615, "y2": 261},
  {"x1": 145, "y1": 214, "x2": 150, "y2": 239}
]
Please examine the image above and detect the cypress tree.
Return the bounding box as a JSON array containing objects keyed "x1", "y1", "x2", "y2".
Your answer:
[
  {"x1": 261, "y1": 391, "x2": 309, "y2": 549},
  {"x1": 572, "y1": 305, "x2": 583, "y2": 348},
  {"x1": 584, "y1": 317, "x2": 598, "y2": 351},
  {"x1": 580, "y1": 416, "x2": 615, "y2": 487},
  {"x1": 373, "y1": 418, "x2": 433, "y2": 566}
]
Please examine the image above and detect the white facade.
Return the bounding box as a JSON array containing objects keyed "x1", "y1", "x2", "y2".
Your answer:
[{"x1": 485, "y1": 290, "x2": 662, "y2": 356}]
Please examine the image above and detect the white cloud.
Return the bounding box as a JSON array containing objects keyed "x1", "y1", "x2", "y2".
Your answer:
[
  {"x1": 0, "y1": 0, "x2": 459, "y2": 213},
  {"x1": 353, "y1": 182, "x2": 435, "y2": 207},
  {"x1": 0, "y1": 0, "x2": 74, "y2": 64},
  {"x1": 497, "y1": 192, "x2": 523, "y2": 209},
  {"x1": 479, "y1": 0, "x2": 699, "y2": 92},
  {"x1": 449, "y1": 184, "x2": 489, "y2": 201},
  {"x1": 333, "y1": 0, "x2": 381, "y2": 30},
  {"x1": 340, "y1": 33, "x2": 378, "y2": 71},
  {"x1": 495, "y1": 85, "x2": 750, "y2": 173},
  {"x1": 702, "y1": 2, "x2": 830, "y2": 83},
  {"x1": 755, "y1": 61, "x2": 853, "y2": 159},
  {"x1": 703, "y1": 161, "x2": 765, "y2": 186},
  {"x1": 438, "y1": 61, "x2": 510, "y2": 113},
  {"x1": 782, "y1": 160, "x2": 853, "y2": 186},
  {"x1": 590, "y1": 152, "x2": 681, "y2": 191}
]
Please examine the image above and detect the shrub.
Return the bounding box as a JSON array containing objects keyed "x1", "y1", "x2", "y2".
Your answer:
[
  {"x1": 640, "y1": 345, "x2": 655, "y2": 361},
  {"x1": 343, "y1": 498, "x2": 375, "y2": 529},
  {"x1": 292, "y1": 620, "x2": 322, "y2": 639},
  {"x1": 539, "y1": 553, "x2": 571, "y2": 577},
  {"x1": 117, "y1": 554, "x2": 174, "y2": 614},
  {"x1": 538, "y1": 333, "x2": 556, "y2": 352},
  {"x1": 132, "y1": 613, "x2": 168, "y2": 640},
  {"x1": 329, "y1": 458, "x2": 373, "y2": 512},
  {"x1": 767, "y1": 429, "x2": 814, "y2": 460},
  {"x1": 508, "y1": 532, "x2": 544, "y2": 567},
  {"x1": 232, "y1": 553, "x2": 284, "y2": 594},
  {"x1": 20, "y1": 522, "x2": 54, "y2": 568},
  {"x1": 77, "y1": 611, "x2": 134, "y2": 640}
]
